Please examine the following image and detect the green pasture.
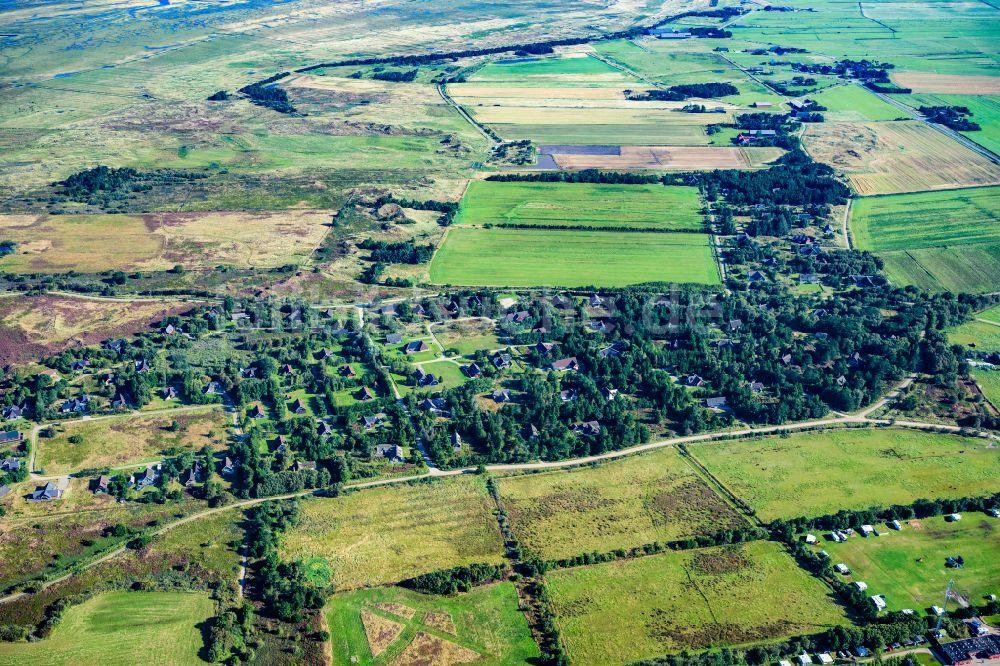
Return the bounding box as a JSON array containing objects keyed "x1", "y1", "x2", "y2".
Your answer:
[
  {"x1": 454, "y1": 181, "x2": 704, "y2": 231},
  {"x1": 547, "y1": 541, "x2": 848, "y2": 665},
  {"x1": 851, "y1": 187, "x2": 1000, "y2": 293},
  {"x1": 690, "y1": 428, "x2": 1000, "y2": 521},
  {"x1": 325, "y1": 583, "x2": 539, "y2": 665},
  {"x1": 496, "y1": 446, "x2": 746, "y2": 560},
  {"x1": 429, "y1": 227, "x2": 720, "y2": 288},
  {"x1": 812, "y1": 514, "x2": 1000, "y2": 612},
  {"x1": 0, "y1": 591, "x2": 213, "y2": 665}
]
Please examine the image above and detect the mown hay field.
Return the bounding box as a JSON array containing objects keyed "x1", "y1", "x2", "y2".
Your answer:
[
  {"x1": 810, "y1": 514, "x2": 1000, "y2": 612},
  {"x1": 950, "y1": 314, "x2": 1000, "y2": 352},
  {"x1": 36, "y1": 407, "x2": 228, "y2": 475},
  {"x1": 891, "y1": 72, "x2": 1000, "y2": 95},
  {"x1": 690, "y1": 428, "x2": 1000, "y2": 521},
  {"x1": 280, "y1": 477, "x2": 505, "y2": 590},
  {"x1": 547, "y1": 541, "x2": 848, "y2": 665},
  {"x1": 550, "y1": 146, "x2": 764, "y2": 170},
  {"x1": 852, "y1": 187, "x2": 1000, "y2": 251},
  {"x1": 971, "y1": 368, "x2": 1000, "y2": 408},
  {"x1": 0, "y1": 591, "x2": 213, "y2": 665},
  {"x1": 803, "y1": 121, "x2": 1000, "y2": 194},
  {"x1": 0, "y1": 294, "x2": 194, "y2": 366},
  {"x1": 429, "y1": 227, "x2": 720, "y2": 288},
  {"x1": 496, "y1": 447, "x2": 746, "y2": 560},
  {"x1": 454, "y1": 181, "x2": 704, "y2": 231},
  {"x1": 325, "y1": 583, "x2": 539, "y2": 666},
  {"x1": 0, "y1": 210, "x2": 332, "y2": 273},
  {"x1": 851, "y1": 186, "x2": 1000, "y2": 293},
  {"x1": 808, "y1": 84, "x2": 907, "y2": 122}
]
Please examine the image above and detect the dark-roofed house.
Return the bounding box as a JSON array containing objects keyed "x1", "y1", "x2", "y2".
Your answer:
[
  {"x1": 852, "y1": 275, "x2": 878, "y2": 288},
  {"x1": 492, "y1": 352, "x2": 513, "y2": 369},
  {"x1": 415, "y1": 367, "x2": 439, "y2": 387},
  {"x1": 705, "y1": 396, "x2": 728, "y2": 410},
  {"x1": 375, "y1": 444, "x2": 405, "y2": 463},
  {"x1": 560, "y1": 389, "x2": 577, "y2": 402},
  {"x1": 241, "y1": 367, "x2": 258, "y2": 379},
  {"x1": 451, "y1": 431, "x2": 462, "y2": 451},
  {"x1": 290, "y1": 398, "x2": 307, "y2": 414},
  {"x1": 60, "y1": 395, "x2": 90, "y2": 414},
  {"x1": 598, "y1": 342, "x2": 622, "y2": 359},
  {"x1": 184, "y1": 464, "x2": 200, "y2": 487},
  {"x1": 379, "y1": 303, "x2": 399, "y2": 316},
  {"x1": 535, "y1": 341, "x2": 556, "y2": 356},
  {"x1": 29, "y1": 481, "x2": 61, "y2": 502},
  {"x1": 136, "y1": 467, "x2": 158, "y2": 490},
  {"x1": 505, "y1": 310, "x2": 530, "y2": 324},
  {"x1": 462, "y1": 363, "x2": 483, "y2": 379},
  {"x1": 748, "y1": 270, "x2": 766, "y2": 284},
  {"x1": 161, "y1": 386, "x2": 178, "y2": 400},
  {"x1": 685, "y1": 374, "x2": 705, "y2": 387},
  {"x1": 204, "y1": 381, "x2": 225, "y2": 396},
  {"x1": 294, "y1": 460, "x2": 317, "y2": 472},
  {"x1": 1, "y1": 458, "x2": 21, "y2": 472},
  {"x1": 549, "y1": 357, "x2": 579, "y2": 372},
  {"x1": 848, "y1": 352, "x2": 863, "y2": 368},
  {"x1": 3, "y1": 404, "x2": 26, "y2": 420},
  {"x1": 493, "y1": 389, "x2": 511, "y2": 403},
  {"x1": 405, "y1": 340, "x2": 430, "y2": 354},
  {"x1": 71, "y1": 359, "x2": 89, "y2": 373},
  {"x1": 316, "y1": 348, "x2": 335, "y2": 361},
  {"x1": 355, "y1": 386, "x2": 375, "y2": 401},
  {"x1": 601, "y1": 386, "x2": 619, "y2": 401},
  {"x1": 0, "y1": 431, "x2": 22, "y2": 444},
  {"x1": 800, "y1": 273, "x2": 820, "y2": 285},
  {"x1": 135, "y1": 358, "x2": 152, "y2": 374},
  {"x1": 340, "y1": 364, "x2": 357, "y2": 378},
  {"x1": 574, "y1": 421, "x2": 601, "y2": 438},
  {"x1": 280, "y1": 364, "x2": 295, "y2": 376},
  {"x1": 781, "y1": 353, "x2": 793, "y2": 366},
  {"x1": 111, "y1": 394, "x2": 128, "y2": 410},
  {"x1": 362, "y1": 413, "x2": 386, "y2": 429},
  {"x1": 222, "y1": 457, "x2": 237, "y2": 475},
  {"x1": 750, "y1": 381, "x2": 765, "y2": 393},
  {"x1": 317, "y1": 422, "x2": 333, "y2": 438},
  {"x1": 248, "y1": 404, "x2": 266, "y2": 419},
  {"x1": 386, "y1": 333, "x2": 404, "y2": 345},
  {"x1": 0, "y1": 485, "x2": 10, "y2": 498},
  {"x1": 419, "y1": 397, "x2": 446, "y2": 413},
  {"x1": 836, "y1": 375, "x2": 848, "y2": 386},
  {"x1": 523, "y1": 424, "x2": 539, "y2": 440},
  {"x1": 589, "y1": 294, "x2": 604, "y2": 307}
]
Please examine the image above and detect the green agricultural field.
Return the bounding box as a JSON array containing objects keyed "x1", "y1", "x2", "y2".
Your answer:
[
  {"x1": 971, "y1": 368, "x2": 1000, "y2": 408},
  {"x1": 0, "y1": 591, "x2": 213, "y2": 665},
  {"x1": 430, "y1": 227, "x2": 720, "y2": 288},
  {"x1": 280, "y1": 477, "x2": 505, "y2": 590},
  {"x1": 454, "y1": 181, "x2": 704, "y2": 231},
  {"x1": 470, "y1": 54, "x2": 634, "y2": 85},
  {"x1": 36, "y1": 407, "x2": 228, "y2": 475},
  {"x1": 949, "y1": 306, "x2": 1000, "y2": 351},
  {"x1": 496, "y1": 447, "x2": 746, "y2": 561},
  {"x1": 547, "y1": 541, "x2": 848, "y2": 665},
  {"x1": 690, "y1": 428, "x2": 1000, "y2": 521},
  {"x1": 851, "y1": 187, "x2": 1000, "y2": 293},
  {"x1": 808, "y1": 84, "x2": 908, "y2": 122},
  {"x1": 325, "y1": 583, "x2": 539, "y2": 665},
  {"x1": 906, "y1": 94, "x2": 1000, "y2": 156},
  {"x1": 494, "y1": 123, "x2": 710, "y2": 146},
  {"x1": 812, "y1": 515, "x2": 1000, "y2": 612}
]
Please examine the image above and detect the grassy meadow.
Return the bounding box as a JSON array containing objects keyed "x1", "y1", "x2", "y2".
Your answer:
[
  {"x1": 325, "y1": 583, "x2": 539, "y2": 665},
  {"x1": 0, "y1": 591, "x2": 213, "y2": 665},
  {"x1": 36, "y1": 407, "x2": 228, "y2": 475},
  {"x1": 690, "y1": 428, "x2": 1000, "y2": 521},
  {"x1": 547, "y1": 541, "x2": 848, "y2": 665},
  {"x1": 429, "y1": 227, "x2": 720, "y2": 288},
  {"x1": 280, "y1": 477, "x2": 505, "y2": 590},
  {"x1": 496, "y1": 448, "x2": 746, "y2": 561},
  {"x1": 454, "y1": 181, "x2": 704, "y2": 231},
  {"x1": 850, "y1": 187, "x2": 1000, "y2": 293},
  {"x1": 812, "y1": 514, "x2": 1000, "y2": 612}
]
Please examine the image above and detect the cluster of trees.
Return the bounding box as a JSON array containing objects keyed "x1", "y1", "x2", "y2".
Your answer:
[
  {"x1": 238, "y1": 72, "x2": 296, "y2": 114},
  {"x1": 688, "y1": 26, "x2": 732, "y2": 38},
  {"x1": 919, "y1": 105, "x2": 981, "y2": 131},
  {"x1": 48, "y1": 165, "x2": 207, "y2": 211},
  {"x1": 0, "y1": 240, "x2": 16, "y2": 256},
  {"x1": 626, "y1": 82, "x2": 738, "y2": 101},
  {"x1": 537, "y1": 526, "x2": 768, "y2": 572},
  {"x1": 247, "y1": 502, "x2": 327, "y2": 622},
  {"x1": 772, "y1": 491, "x2": 1000, "y2": 534},
  {"x1": 401, "y1": 563, "x2": 506, "y2": 595},
  {"x1": 206, "y1": 604, "x2": 256, "y2": 663},
  {"x1": 695, "y1": 150, "x2": 850, "y2": 206},
  {"x1": 357, "y1": 238, "x2": 435, "y2": 264},
  {"x1": 370, "y1": 69, "x2": 418, "y2": 82}
]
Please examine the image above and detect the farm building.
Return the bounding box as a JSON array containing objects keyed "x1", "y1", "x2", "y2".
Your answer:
[
  {"x1": 752, "y1": 101, "x2": 774, "y2": 108},
  {"x1": 854, "y1": 581, "x2": 868, "y2": 591},
  {"x1": 405, "y1": 340, "x2": 430, "y2": 354},
  {"x1": 29, "y1": 481, "x2": 61, "y2": 502},
  {"x1": 797, "y1": 654, "x2": 813, "y2": 666},
  {"x1": 860, "y1": 524, "x2": 875, "y2": 536},
  {"x1": 870, "y1": 595, "x2": 887, "y2": 611},
  {"x1": 549, "y1": 357, "x2": 579, "y2": 372},
  {"x1": 946, "y1": 513, "x2": 962, "y2": 522},
  {"x1": 937, "y1": 635, "x2": 1000, "y2": 665},
  {"x1": 817, "y1": 654, "x2": 834, "y2": 665},
  {"x1": 834, "y1": 563, "x2": 850, "y2": 574},
  {"x1": 386, "y1": 333, "x2": 403, "y2": 345}
]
